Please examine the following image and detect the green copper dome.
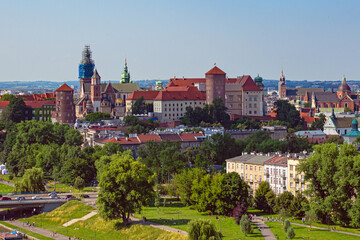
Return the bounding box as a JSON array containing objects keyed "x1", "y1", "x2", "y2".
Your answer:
[
  {"x1": 352, "y1": 118, "x2": 358, "y2": 125},
  {"x1": 255, "y1": 75, "x2": 264, "y2": 88}
]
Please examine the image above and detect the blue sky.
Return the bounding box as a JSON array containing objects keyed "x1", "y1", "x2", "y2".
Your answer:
[{"x1": 0, "y1": 0, "x2": 359, "y2": 82}]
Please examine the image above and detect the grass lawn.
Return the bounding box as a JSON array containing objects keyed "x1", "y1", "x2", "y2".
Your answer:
[
  {"x1": 135, "y1": 202, "x2": 264, "y2": 240},
  {"x1": 46, "y1": 182, "x2": 97, "y2": 193},
  {"x1": 265, "y1": 221, "x2": 360, "y2": 240},
  {"x1": 18, "y1": 201, "x2": 185, "y2": 240},
  {"x1": 249, "y1": 209, "x2": 360, "y2": 235},
  {"x1": 0, "y1": 183, "x2": 14, "y2": 194},
  {"x1": 0, "y1": 221, "x2": 53, "y2": 240}
]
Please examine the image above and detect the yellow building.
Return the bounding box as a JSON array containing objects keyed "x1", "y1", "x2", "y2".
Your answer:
[
  {"x1": 226, "y1": 154, "x2": 274, "y2": 194},
  {"x1": 287, "y1": 158, "x2": 310, "y2": 196}
]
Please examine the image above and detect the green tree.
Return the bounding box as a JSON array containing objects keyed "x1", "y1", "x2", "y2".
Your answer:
[
  {"x1": 309, "y1": 113, "x2": 326, "y2": 130},
  {"x1": 278, "y1": 208, "x2": 290, "y2": 223},
  {"x1": 289, "y1": 192, "x2": 308, "y2": 217},
  {"x1": 60, "y1": 157, "x2": 96, "y2": 185},
  {"x1": 240, "y1": 215, "x2": 252, "y2": 236},
  {"x1": 16, "y1": 167, "x2": 45, "y2": 193},
  {"x1": 97, "y1": 152, "x2": 155, "y2": 226},
  {"x1": 84, "y1": 112, "x2": 112, "y2": 121},
  {"x1": 285, "y1": 130, "x2": 312, "y2": 153},
  {"x1": 283, "y1": 219, "x2": 291, "y2": 233},
  {"x1": 173, "y1": 168, "x2": 206, "y2": 206},
  {"x1": 74, "y1": 176, "x2": 86, "y2": 191},
  {"x1": 191, "y1": 174, "x2": 216, "y2": 213},
  {"x1": 305, "y1": 209, "x2": 318, "y2": 231},
  {"x1": 188, "y1": 219, "x2": 220, "y2": 240},
  {"x1": 274, "y1": 191, "x2": 294, "y2": 213},
  {"x1": 1, "y1": 97, "x2": 28, "y2": 123},
  {"x1": 254, "y1": 181, "x2": 273, "y2": 213},
  {"x1": 0, "y1": 94, "x2": 17, "y2": 101},
  {"x1": 275, "y1": 100, "x2": 302, "y2": 128},
  {"x1": 324, "y1": 135, "x2": 344, "y2": 144},
  {"x1": 286, "y1": 226, "x2": 295, "y2": 239},
  {"x1": 131, "y1": 96, "x2": 146, "y2": 114}
]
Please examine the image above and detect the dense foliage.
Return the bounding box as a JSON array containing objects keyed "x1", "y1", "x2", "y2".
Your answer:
[
  {"x1": 84, "y1": 112, "x2": 112, "y2": 122},
  {"x1": 97, "y1": 151, "x2": 155, "y2": 226},
  {"x1": 181, "y1": 97, "x2": 231, "y2": 128},
  {"x1": 275, "y1": 100, "x2": 303, "y2": 128},
  {"x1": 299, "y1": 143, "x2": 360, "y2": 227},
  {"x1": 123, "y1": 115, "x2": 159, "y2": 134},
  {"x1": 188, "y1": 219, "x2": 220, "y2": 240}
]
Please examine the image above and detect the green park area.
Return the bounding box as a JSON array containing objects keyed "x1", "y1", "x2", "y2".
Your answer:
[
  {"x1": 18, "y1": 200, "x2": 185, "y2": 240},
  {"x1": 135, "y1": 201, "x2": 263, "y2": 240},
  {"x1": 265, "y1": 221, "x2": 360, "y2": 240},
  {"x1": 0, "y1": 183, "x2": 14, "y2": 194}
]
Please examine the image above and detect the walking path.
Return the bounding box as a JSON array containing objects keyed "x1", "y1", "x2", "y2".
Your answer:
[
  {"x1": 251, "y1": 217, "x2": 276, "y2": 240},
  {"x1": 290, "y1": 222, "x2": 360, "y2": 237},
  {"x1": 129, "y1": 216, "x2": 188, "y2": 235},
  {"x1": 4, "y1": 220, "x2": 69, "y2": 240},
  {"x1": 62, "y1": 211, "x2": 98, "y2": 227}
]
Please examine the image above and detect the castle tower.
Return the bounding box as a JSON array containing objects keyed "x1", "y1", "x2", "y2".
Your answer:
[
  {"x1": 278, "y1": 70, "x2": 286, "y2": 98},
  {"x1": 91, "y1": 69, "x2": 102, "y2": 112},
  {"x1": 120, "y1": 59, "x2": 131, "y2": 83},
  {"x1": 337, "y1": 75, "x2": 351, "y2": 99},
  {"x1": 79, "y1": 46, "x2": 95, "y2": 98},
  {"x1": 205, "y1": 66, "x2": 226, "y2": 104},
  {"x1": 52, "y1": 84, "x2": 75, "y2": 125}
]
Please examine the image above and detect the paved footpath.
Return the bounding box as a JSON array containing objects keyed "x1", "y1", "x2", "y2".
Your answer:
[
  {"x1": 4, "y1": 220, "x2": 69, "y2": 240},
  {"x1": 251, "y1": 217, "x2": 276, "y2": 240},
  {"x1": 63, "y1": 211, "x2": 98, "y2": 227},
  {"x1": 129, "y1": 216, "x2": 188, "y2": 235},
  {"x1": 290, "y1": 222, "x2": 360, "y2": 237}
]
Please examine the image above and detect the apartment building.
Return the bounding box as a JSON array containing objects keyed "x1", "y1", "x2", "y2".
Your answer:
[{"x1": 287, "y1": 158, "x2": 310, "y2": 196}]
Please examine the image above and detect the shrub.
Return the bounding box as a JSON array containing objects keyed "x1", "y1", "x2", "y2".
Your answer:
[
  {"x1": 286, "y1": 226, "x2": 295, "y2": 239},
  {"x1": 283, "y1": 219, "x2": 291, "y2": 233},
  {"x1": 188, "y1": 219, "x2": 220, "y2": 240},
  {"x1": 240, "y1": 215, "x2": 251, "y2": 236}
]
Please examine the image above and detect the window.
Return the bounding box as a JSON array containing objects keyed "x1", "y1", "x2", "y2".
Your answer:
[
  {"x1": 250, "y1": 166, "x2": 253, "y2": 171},
  {"x1": 254, "y1": 103, "x2": 257, "y2": 108},
  {"x1": 249, "y1": 111, "x2": 252, "y2": 114},
  {"x1": 229, "y1": 95, "x2": 233, "y2": 101},
  {"x1": 249, "y1": 96, "x2": 252, "y2": 101},
  {"x1": 254, "y1": 96, "x2": 257, "y2": 101},
  {"x1": 249, "y1": 103, "x2": 252, "y2": 108},
  {"x1": 255, "y1": 166, "x2": 257, "y2": 171},
  {"x1": 290, "y1": 173, "x2": 293, "y2": 179},
  {"x1": 259, "y1": 176, "x2": 262, "y2": 182},
  {"x1": 290, "y1": 182, "x2": 293, "y2": 188},
  {"x1": 290, "y1": 165, "x2": 293, "y2": 171},
  {"x1": 259, "y1": 167, "x2": 262, "y2": 172}
]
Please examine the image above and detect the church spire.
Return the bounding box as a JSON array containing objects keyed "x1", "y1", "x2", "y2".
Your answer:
[{"x1": 121, "y1": 58, "x2": 131, "y2": 83}]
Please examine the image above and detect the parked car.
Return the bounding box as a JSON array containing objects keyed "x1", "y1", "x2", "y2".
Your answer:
[
  {"x1": 15, "y1": 196, "x2": 25, "y2": 201},
  {"x1": 50, "y1": 195, "x2": 60, "y2": 199},
  {"x1": 48, "y1": 191, "x2": 57, "y2": 196},
  {"x1": 65, "y1": 195, "x2": 75, "y2": 199},
  {"x1": 32, "y1": 196, "x2": 42, "y2": 200},
  {"x1": 1, "y1": 197, "x2": 11, "y2": 201}
]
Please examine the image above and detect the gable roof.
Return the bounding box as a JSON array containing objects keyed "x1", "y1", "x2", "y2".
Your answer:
[
  {"x1": 126, "y1": 91, "x2": 160, "y2": 101},
  {"x1": 241, "y1": 76, "x2": 262, "y2": 91},
  {"x1": 111, "y1": 83, "x2": 141, "y2": 93},
  {"x1": 56, "y1": 84, "x2": 73, "y2": 92},
  {"x1": 104, "y1": 137, "x2": 140, "y2": 145},
  {"x1": 286, "y1": 88, "x2": 324, "y2": 97},
  {"x1": 159, "y1": 133, "x2": 182, "y2": 142},
  {"x1": 333, "y1": 117, "x2": 360, "y2": 128},
  {"x1": 206, "y1": 66, "x2": 226, "y2": 75},
  {"x1": 264, "y1": 156, "x2": 288, "y2": 166},
  {"x1": 179, "y1": 132, "x2": 203, "y2": 141},
  {"x1": 137, "y1": 134, "x2": 162, "y2": 143},
  {"x1": 154, "y1": 86, "x2": 206, "y2": 101}
]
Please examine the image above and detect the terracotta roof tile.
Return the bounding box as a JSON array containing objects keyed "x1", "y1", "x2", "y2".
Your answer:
[
  {"x1": 179, "y1": 132, "x2": 203, "y2": 141},
  {"x1": 264, "y1": 156, "x2": 288, "y2": 166},
  {"x1": 154, "y1": 86, "x2": 206, "y2": 101},
  {"x1": 159, "y1": 133, "x2": 182, "y2": 142},
  {"x1": 206, "y1": 66, "x2": 226, "y2": 75},
  {"x1": 137, "y1": 134, "x2": 162, "y2": 143},
  {"x1": 104, "y1": 137, "x2": 140, "y2": 145},
  {"x1": 241, "y1": 76, "x2": 262, "y2": 91},
  {"x1": 126, "y1": 91, "x2": 160, "y2": 101},
  {"x1": 56, "y1": 84, "x2": 73, "y2": 92}
]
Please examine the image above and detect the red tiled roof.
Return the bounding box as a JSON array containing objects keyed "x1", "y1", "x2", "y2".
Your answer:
[
  {"x1": 166, "y1": 78, "x2": 206, "y2": 88},
  {"x1": 154, "y1": 86, "x2": 206, "y2": 101},
  {"x1": 241, "y1": 76, "x2": 262, "y2": 91},
  {"x1": 264, "y1": 156, "x2": 288, "y2": 166},
  {"x1": 0, "y1": 100, "x2": 55, "y2": 109},
  {"x1": 179, "y1": 132, "x2": 203, "y2": 141},
  {"x1": 56, "y1": 84, "x2": 73, "y2": 92},
  {"x1": 126, "y1": 91, "x2": 160, "y2": 101},
  {"x1": 159, "y1": 133, "x2": 182, "y2": 142},
  {"x1": 104, "y1": 137, "x2": 140, "y2": 145},
  {"x1": 206, "y1": 66, "x2": 226, "y2": 75},
  {"x1": 0, "y1": 101, "x2": 9, "y2": 108},
  {"x1": 25, "y1": 100, "x2": 56, "y2": 108},
  {"x1": 300, "y1": 112, "x2": 315, "y2": 124},
  {"x1": 137, "y1": 134, "x2": 162, "y2": 143}
]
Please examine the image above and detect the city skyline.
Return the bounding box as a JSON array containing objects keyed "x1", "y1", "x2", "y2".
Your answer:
[{"x1": 1, "y1": 0, "x2": 359, "y2": 82}]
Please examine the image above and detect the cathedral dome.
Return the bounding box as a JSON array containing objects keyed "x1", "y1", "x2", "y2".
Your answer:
[{"x1": 338, "y1": 76, "x2": 351, "y2": 92}]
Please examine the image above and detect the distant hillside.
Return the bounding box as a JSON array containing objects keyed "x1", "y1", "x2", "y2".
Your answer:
[{"x1": 1, "y1": 79, "x2": 360, "y2": 93}]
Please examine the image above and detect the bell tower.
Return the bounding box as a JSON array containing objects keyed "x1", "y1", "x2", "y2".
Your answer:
[
  {"x1": 91, "y1": 69, "x2": 101, "y2": 112},
  {"x1": 79, "y1": 46, "x2": 95, "y2": 98},
  {"x1": 278, "y1": 70, "x2": 287, "y2": 98}
]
